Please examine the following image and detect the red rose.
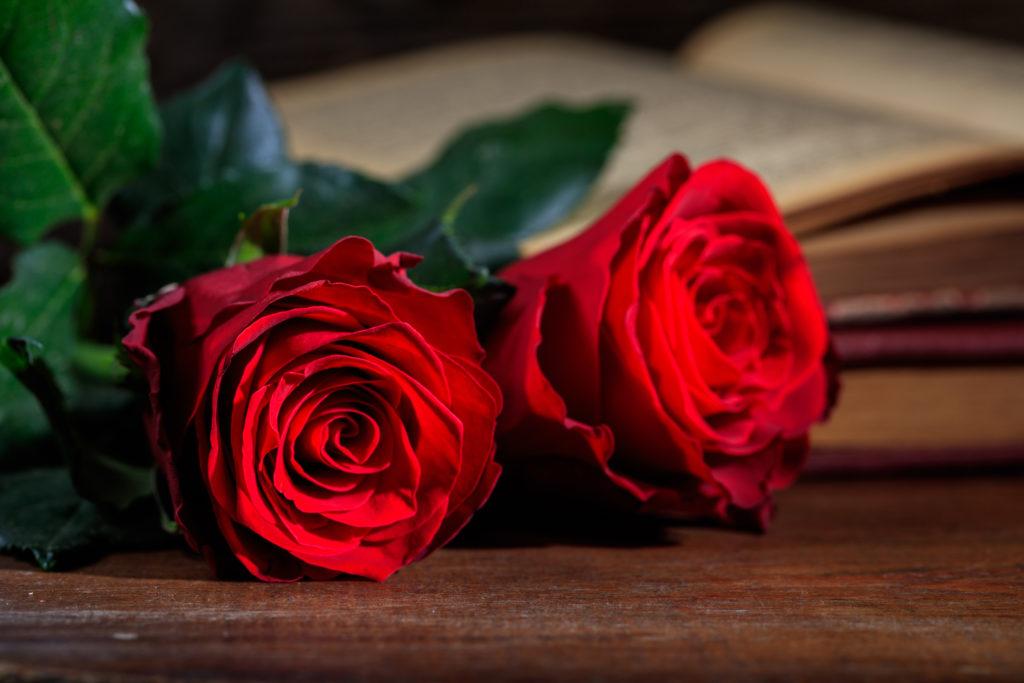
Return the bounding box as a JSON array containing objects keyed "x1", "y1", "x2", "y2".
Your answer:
[
  {"x1": 123, "y1": 237, "x2": 501, "y2": 581},
  {"x1": 485, "y1": 155, "x2": 832, "y2": 529}
]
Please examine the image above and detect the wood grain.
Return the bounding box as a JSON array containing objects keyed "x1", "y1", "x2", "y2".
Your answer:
[{"x1": 1, "y1": 476, "x2": 1022, "y2": 681}]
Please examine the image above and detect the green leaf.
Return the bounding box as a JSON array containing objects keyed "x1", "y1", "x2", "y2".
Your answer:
[
  {"x1": 0, "y1": 337, "x2": 75, "y2": 456},
  {"x1": 0, "y1": 243, "x2": 83, "y2": 358},
  {"x1": 114, "y1": 60, "x2": 287, "y2": 228},
  {"x1": 113, "y1": 161, "x2": 418, "y2": 292},
  {"x1": 0, "y1": 247, "x2": 151, "y2": 507},
  {"x1": 0, "y1": 0, "x2": 161, "y2": 244},
  {"x1": 154, "y1": 60, "x2": 287, "y2": 189},
  {"x1": 396, "y1": 186, "x2": 487, "y2": 292},
  {"x1": 0, "y1": 467, "x2": 167, "y2": 570},
  {"x1": 109, "y1": 62, "x2": 628, "y2": 295},
  {"x1": 0, "y1": 337, "x2": 153, "y2": 509},
  {"x1": 282, "y1": 162, "x2": 421, "y2": 255},
  {"x1": 0, "y1": 242, "x2": 84, "y2": 458},
  {"x1": 405, "y1": 102, "x2": 630, "y2": 268},
  {"x1": 109, "y1": 63, "x2": 417, "y2": 291}
]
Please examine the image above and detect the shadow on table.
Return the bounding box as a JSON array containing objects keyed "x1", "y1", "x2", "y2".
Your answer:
[
  {"x1": 2, "y1": 458, "x2": 768, "y2": 580},
  {"x1": 451, "y1": 497, "x2": 678, "y2": 549},
  {"x1": 449, "y1": 466, "x2": 752, "y2": 550}
]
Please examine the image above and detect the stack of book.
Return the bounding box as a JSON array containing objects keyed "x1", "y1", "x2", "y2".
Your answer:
[
  {"x1": 683, "y1": 4, "x2": 1024, "y2": 473},
  {"x1": 268, "y1": 3, "x2": 1024, "y2": 473}
]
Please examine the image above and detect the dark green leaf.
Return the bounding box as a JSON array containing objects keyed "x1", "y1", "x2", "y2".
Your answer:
[
  {"x1": 113, "y1": 161, "x2": 418, "y2": 291},
  {"x1": 405, "y1": 101, "x2": 630, "y2": 268},
  {"x1": 0, "y1": 338, "x2": 153, "y2": 509},
  {"x1": 108, "y1": 64, "x2": 416, "y2": 290},
  {"x1": 110, "y1": 62, "x2": 627, "y2": 295},
  {"x1": 405, "y1": 223, "x2": 485, "y2": 292},
  {"x1": 114, "y1": 60, "x2": 287, "y2": 228},
  {"x1": 0, "y1": 467, "x2": 168, "y2": 571},
  {"x1": 0, "y1": 0, "x2": 160, "y2": 244},
  {"x1": 0, "y1": 337, "x2": 75, "y2": 455},
  {"x1": 155, "y1": 61, "x2": 287, "y2": 189},
  {"x1": 395, "y1": 186, "x2": 486, "y2": 291},
  {"x1": 0, "y1": 243, "x2": 83, "y2": 457},
  {"x1": 283, "y1": 162, "x2": 421, "y2": 255}
]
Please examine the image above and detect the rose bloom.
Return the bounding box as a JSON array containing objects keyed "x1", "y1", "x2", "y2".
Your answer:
[
  {"x1": 485, "y1": 154, "x2": 833, "y2": 529},
  {"x1": 124, "y1": 237, "x2": 502, "y2": 580}
]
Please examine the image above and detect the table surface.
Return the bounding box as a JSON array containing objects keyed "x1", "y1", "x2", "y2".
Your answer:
[{"x1": 1, "y1": 475, "x2": 1022, "y2": 682}]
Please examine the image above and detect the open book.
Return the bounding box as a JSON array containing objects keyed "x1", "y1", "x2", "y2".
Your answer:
[{"x1": 268, "y1": 4, "x2": 1024, "y2": 462}]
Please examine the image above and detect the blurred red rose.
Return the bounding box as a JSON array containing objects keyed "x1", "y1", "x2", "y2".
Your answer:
[
  {"x1": 124, "y1": 237, "x2": 501, "y2": 580},
  {"x1": 485, "y1": 154, "x2": 833, "y2": 529}
]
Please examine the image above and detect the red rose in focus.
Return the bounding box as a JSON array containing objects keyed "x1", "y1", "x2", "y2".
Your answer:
[
  {"x1": 485, "y1": 155, "x2": 832, "y2": 529},
  {"x1": 123, "y1": 237, "x2": 501, "y2": 580}
]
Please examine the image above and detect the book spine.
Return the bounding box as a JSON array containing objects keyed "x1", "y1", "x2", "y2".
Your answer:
[
  {"x1": 832, "y1": 318, "x2": 1024, "y2": 366},
  {"x1": 826, "y1": 285, "x2": 1024, "y2": 326},
  {"x1": 806, "y1": 445, "x2": 1024, "y2": 477}
]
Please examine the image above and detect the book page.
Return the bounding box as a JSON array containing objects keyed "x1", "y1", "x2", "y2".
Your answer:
[
  {"x1": 803, "y1": 202, "x2": 1024, "y2": 301},
  {"x1": 811, "y1": 366, "x2": 1024, "y2": 449},
  {"x1": 684, "y1": 3, "x2": 1024, "y2": 142},
  {"x1": 268, "y1": 35, "x2": 1021, "y2": 246}
]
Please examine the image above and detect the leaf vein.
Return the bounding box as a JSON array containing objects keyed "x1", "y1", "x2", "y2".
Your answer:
[
  {"x1": 31, "y1": 0, "x2": 70, "y2": 104},
  {"x1": 54, "y1": 29, "x2": 115, "y2": 153},
  {"x1": 0, "y1": 53, "x2": 93, "y2": 217}
]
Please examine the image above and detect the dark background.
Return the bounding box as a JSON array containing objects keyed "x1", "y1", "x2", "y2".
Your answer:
[{"x1": 138, "y1": 0, "x2": 1024, "y2": 98}]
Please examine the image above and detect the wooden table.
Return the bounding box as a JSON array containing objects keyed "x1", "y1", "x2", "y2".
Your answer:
[{"x1": 1, "y1": 475, "x2": 1022, "y2": 681}]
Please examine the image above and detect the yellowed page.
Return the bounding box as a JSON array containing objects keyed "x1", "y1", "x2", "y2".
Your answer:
[
  {"x1": 685, "y1": 3, "x2": 1024, "y2": 142},
  {"x1": 802, "y1": 203, "x2": 1024, "y2": 260},
  {"x1": 269, "y1": 35, "x2": 1021, "y2": 249}
]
